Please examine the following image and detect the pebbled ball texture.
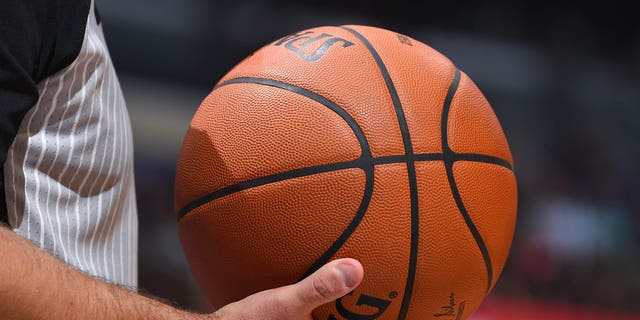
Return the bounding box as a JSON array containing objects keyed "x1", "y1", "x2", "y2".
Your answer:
[{"x1": 175, "y1": 25, "x2": 517, "y2": 320}]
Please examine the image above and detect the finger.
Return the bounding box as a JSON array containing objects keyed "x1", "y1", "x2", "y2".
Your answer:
[
  {"x1": 210, "y1": 258, "x2": 364, "y2": 320},
  {"x1": 286, "y1": 258, "x2": 364, "y2": 312}
]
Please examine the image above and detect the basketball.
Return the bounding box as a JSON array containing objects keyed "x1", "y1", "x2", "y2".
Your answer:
[{"x1": 174, "y1": 25, "x2": 517, "y2": 319}]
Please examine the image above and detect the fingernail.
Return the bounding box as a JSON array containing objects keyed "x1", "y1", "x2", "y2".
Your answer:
[{"x1": 335, "y1": 262, "x2": 358, "y2": 288}]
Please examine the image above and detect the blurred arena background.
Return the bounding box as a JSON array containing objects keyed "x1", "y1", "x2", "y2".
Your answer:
[{"x1": 96, "y1": 0, "x2": 640, "y2": 318}]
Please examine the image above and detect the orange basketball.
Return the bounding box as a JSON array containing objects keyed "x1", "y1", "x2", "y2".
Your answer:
[{"x1": 174, "y1": 25, "x2": 517, "y2": 319}]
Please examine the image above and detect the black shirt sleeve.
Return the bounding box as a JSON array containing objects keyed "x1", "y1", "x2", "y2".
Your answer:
[{"x1": 0, "y1": 0, "x2": 91, "y2": 224}]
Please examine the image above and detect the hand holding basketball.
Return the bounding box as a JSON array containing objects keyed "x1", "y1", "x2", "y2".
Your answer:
[{"x1": 204, "y1": 258, "x2": 363, "y2": 320}]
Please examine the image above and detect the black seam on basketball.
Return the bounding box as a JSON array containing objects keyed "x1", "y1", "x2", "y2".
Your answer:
[
  {"x1": 441, "y1": 69, "x2": 494, "y2": 292},
  {"x1": 177, "y1": 159, "x2": 362, "y2": 220},
  {"x1": 453, "y1": 153, "x2": 513, "y2": 171},
  {"x1": 340, "y1": 25, "x2": 419, "y2": 320},
  {"x1": 340, "y1": 27, "x2": 413, "y2": 155},
  {"x1": 374, "y1": 153, "x2": 443, "y2": 165},
  {"x1": 300, "y1": 164, "x2": 374, "y2": 280},
  {"x1": 215, "y1": 77, "x2": 372, "y2": 158},
  {"x1": 176, "y1": 152, "x2": 448, "y2": 220}
]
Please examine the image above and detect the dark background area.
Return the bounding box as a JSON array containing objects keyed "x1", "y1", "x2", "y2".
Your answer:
[{"x1": 96, "y1": 0, "x2": 640, "y2": 316}]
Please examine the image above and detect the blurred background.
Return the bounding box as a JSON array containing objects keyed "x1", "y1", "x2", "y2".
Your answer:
[{"x1": 96, "y1": 0, "x2": 640, "y2": 318}]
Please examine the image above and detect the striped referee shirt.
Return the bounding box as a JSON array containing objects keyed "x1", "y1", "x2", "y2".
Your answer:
[{"x1": 0, "y1": 0, "x2": 137, "y2": 287}]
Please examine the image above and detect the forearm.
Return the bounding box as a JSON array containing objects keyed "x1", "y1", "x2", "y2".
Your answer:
[{"x1": 0, "y1": 225, "x2": 200, "y2": 320}]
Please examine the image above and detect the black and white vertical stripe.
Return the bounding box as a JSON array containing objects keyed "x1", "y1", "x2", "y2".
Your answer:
[{"x1": 4, "y1": 0, "x2": 137, "y2": 287}]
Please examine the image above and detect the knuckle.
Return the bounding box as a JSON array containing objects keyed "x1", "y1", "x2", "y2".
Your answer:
[{"x1": 311, "y1": 275, "x2": 336, "y2": 300}]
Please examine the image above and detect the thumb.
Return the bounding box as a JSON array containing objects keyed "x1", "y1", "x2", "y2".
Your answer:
[
  {"x1": 287, "y1": 258, "x2": 364, "y2": 312},
  {"x1": 210, "y1": 258, "x2": 364, "y2": 319}
]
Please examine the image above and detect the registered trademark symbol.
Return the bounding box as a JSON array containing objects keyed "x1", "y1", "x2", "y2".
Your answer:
[{"x1": 389, "y1": 291, "x2": 398, "y2": 299}]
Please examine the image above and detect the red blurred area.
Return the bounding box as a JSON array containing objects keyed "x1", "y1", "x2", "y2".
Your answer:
[{"x1": 470, "y1": 296, "x2": 640, "y2": 320}]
